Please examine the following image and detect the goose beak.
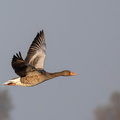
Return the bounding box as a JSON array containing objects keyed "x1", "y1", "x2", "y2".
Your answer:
[{"x1": 70, "y1": 72, "x2": 76, "y2": 76}]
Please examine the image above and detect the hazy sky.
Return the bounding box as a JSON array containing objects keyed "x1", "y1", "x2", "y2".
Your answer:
[{"x1": 0, "y1": 0, "x2": 120, "y2": 120}]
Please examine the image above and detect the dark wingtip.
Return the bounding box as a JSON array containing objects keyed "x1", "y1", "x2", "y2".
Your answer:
[
  {"x1": 12, "y1": 52, "x2": 23, "y2": 60},
  {"x1": 41, "y1": 29, "x2": 44, "y2": 33},
  {"x1": 19, "y1": 51, "x2": 22, "y2": 58},
  {"x1": 40, "y1": 30, "x2": 44, "y2": 37}
]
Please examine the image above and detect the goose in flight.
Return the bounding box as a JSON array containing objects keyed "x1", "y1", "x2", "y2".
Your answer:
[{"x1": 4, "y1": 30, "x2": 76, "y2": 87}]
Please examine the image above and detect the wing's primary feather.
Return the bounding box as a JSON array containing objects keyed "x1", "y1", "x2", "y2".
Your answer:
[{"x1": 25, "y1": 30, "x2": 46, "y2": 69}]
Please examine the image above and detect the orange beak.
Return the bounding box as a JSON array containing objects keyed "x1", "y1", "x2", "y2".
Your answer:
[{"x1": 70, "y1": 72, "x2": 76, "y2": 76}]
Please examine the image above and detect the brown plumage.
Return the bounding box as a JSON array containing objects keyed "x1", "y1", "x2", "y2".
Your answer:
[{"x1": 4, "y1": 30, "x2": 76, "y2": 87}]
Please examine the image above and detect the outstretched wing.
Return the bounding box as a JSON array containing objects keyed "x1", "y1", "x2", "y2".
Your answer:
[
  {"x1": 12, "y1": 52, "x2": 35, "y2": 77},
  {"x1": 25, "y1": 30, "x2": 46, "y2": 69}
]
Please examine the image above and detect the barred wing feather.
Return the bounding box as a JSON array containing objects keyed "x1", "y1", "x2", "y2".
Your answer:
[{"x1": 25, "y1": 30, "x2": 46, "y2": 69}]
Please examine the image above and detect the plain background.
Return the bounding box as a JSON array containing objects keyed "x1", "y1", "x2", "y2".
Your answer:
[{"x1": 0, "y1": 0, "x2": 120, "y2": 120}]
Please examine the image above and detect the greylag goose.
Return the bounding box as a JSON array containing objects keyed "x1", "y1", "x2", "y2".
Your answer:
[{"x1": 4, "y1": 30, "x2": 76, "y2": 87}]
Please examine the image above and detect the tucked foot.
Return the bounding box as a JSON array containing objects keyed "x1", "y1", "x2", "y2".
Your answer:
[{"x1": 4, "y1": 82, "x2": 16, "y2": 86}]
